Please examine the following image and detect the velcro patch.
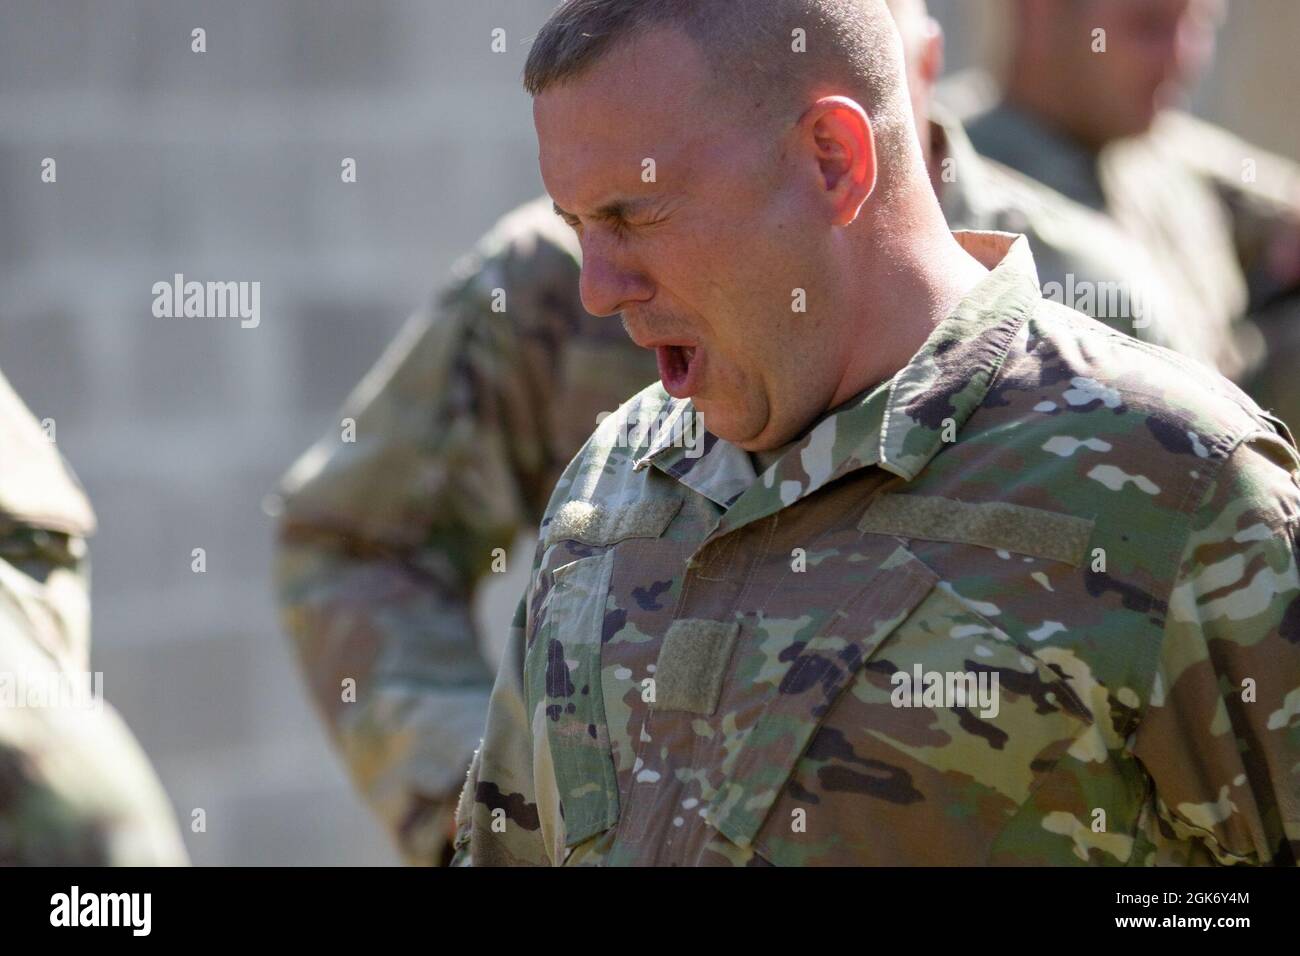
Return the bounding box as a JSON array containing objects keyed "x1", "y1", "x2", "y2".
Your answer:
[
  {"x1": 653, "y1": 619, "x2": 740, "y2": 715},
  {"x1": 546, "y1": 498, "x2": 681, "y2": 548},
  {"x1": 858, "y1": 494, "x2": 1094, "y2": 566}
]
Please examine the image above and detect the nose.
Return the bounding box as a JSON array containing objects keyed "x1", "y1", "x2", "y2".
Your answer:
[{"x1": 578, "y1": 228, "x2": 653, "y2": 318}]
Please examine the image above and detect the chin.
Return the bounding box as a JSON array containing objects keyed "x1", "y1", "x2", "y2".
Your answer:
[
  {"x1": 733, "y1": 419, "x2": 799, "y2": 455},
  {"x1": 693, "y1": 400, "x2": 753, "y2": 449}
]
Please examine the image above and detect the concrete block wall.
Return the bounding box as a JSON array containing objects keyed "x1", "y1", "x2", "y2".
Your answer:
[
  {"x1": 0, "y1": 0, "x2": 1292, "y2": 865},
  {"x1": 0, "y1": 0, "x2": 555, "y2": 866}
]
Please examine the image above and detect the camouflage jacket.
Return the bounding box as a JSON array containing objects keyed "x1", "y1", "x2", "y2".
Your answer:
[
  {"x1": 276, "y1": 121, "x2": 1280, "y2": 866},
  {"x1": 967, "y1": 103, "x2": 1300, "y2": 396},
  {"x1": 1151, "y1": 113, "x2": 1300, "y2": 442},
  {"x1": 0, "y1": 369, "x2": 188, "y2": 865},
  {"x1": 454, "y1": 233, "x2": 1300, "y2": 866},
  {"x1": 937, "y1": 110, "x2": 1196, "y2": 358},
  {"x1": 273, "y1": 197, "x2": 658, "y2": 864}
]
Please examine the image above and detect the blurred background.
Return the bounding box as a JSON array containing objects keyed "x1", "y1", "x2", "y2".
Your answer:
[{"x1": 0, "y1": 0, "x2": 1295, "y2": 865}]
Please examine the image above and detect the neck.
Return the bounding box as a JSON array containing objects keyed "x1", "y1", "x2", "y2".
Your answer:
[{"x1": 827, "y1": 187, "x2": 989, "y2": 410}]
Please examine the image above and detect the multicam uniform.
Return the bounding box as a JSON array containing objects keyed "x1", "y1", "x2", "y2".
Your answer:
[
  {"x1": 454, "y1": 233, "x2": 1300, "y2": 866},
  {"x1": 273, "y1": 199, "x2": 656, "y2": 864},
  {"x1": 275, "y1": 117, "x2": 1246, "y2": 865},
  {"x1": 967, "y1": 103, "x2": 1300, "y2": 410},
  {"x1": 0, "y1": 370, "x2": 188, "y2": 865}
]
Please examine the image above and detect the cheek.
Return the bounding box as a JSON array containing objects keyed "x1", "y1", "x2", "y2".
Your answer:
[
  {"x1": 729, "y1": 226, "x2": 815, "y2": 319},
  {"x1": 679, "y1": 237, "x2": 780, "y2": 334},
  {"x1": 655, "y1": 222, "x2": 742, "y2": 301}
]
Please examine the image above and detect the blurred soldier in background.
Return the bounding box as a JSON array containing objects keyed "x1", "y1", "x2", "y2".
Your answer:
[
  {"x1": 274, "y1": 200, "x2": 648, "y2": 865},
  {"x1": 273, "y1": 0, "x2": 1259, "y2": 865},
  {"x1": 964, "y1": 0, "x2": 1300, "y2": 418},
  {"x1": 0, "y1": 369, "x2": 188, "y2": 865}
]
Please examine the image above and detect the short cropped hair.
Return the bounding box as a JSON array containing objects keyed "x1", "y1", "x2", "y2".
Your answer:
[{"x1": 524, "y1": 0, "x2": 915, "y2": 174}]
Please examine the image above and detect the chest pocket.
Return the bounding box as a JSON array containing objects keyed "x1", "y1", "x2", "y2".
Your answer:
[
  {"x1": 524, "y1": 496, "x2": 682, "y2": 855},
  {"x1": 525, "y1": 549, "x2": 619, "y2": 850},
  {"x1": 705, "y1": 544, "x2": 1093, "y2": 866}
]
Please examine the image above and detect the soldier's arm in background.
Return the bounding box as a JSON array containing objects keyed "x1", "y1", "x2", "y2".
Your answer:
[
  {"x1": 1132, "y1": 425, "x2": 1300, "y2": 865},
  {"x1": 0, "y1": 369, "x2": 187, "y2": 864},
  {"x1": 1158, "y1": 113, "x2": 1300, "y2": 306},
  {"x1": 0, "y1": 563, "x2": 189, "y2": 865},
  {"x1": 273, "y1": 198, "x2": 653, "y2": 865},
  {"x1": 933, "y1": 113, "x2": 1218, "y2": 369},
  {"x1": 1159, "y1": 114, "x2": 1300, "y2": 427}
]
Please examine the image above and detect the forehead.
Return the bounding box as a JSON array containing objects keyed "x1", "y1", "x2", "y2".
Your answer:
[{"x1": 532, "y1": 27, "x2": 720, "y2": 209}]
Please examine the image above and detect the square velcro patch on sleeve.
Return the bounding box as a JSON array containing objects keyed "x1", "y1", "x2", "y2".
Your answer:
[
  {"x1": 858, "y1": 493, "x2": 1094, "y2": 566},
  {"x1": 653, "y1": 618, "x2": 740, "y2": 715}
]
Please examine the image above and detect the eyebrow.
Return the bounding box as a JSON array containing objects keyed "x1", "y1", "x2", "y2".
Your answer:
[{"x1": 552, "y1": 197, "x2": 660, "y2": 223}]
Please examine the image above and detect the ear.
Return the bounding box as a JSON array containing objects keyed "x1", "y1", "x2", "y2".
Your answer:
[
  {"x1": 802, "y1": 95, "x2": 877, "y2": 226},
  {"x1": 920, "y1": 17, "x2": 944, "y2": 90}
]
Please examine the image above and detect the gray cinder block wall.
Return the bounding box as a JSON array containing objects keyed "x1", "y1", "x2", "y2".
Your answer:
[
  {"x1": 0, "y1": 0, "x2": 555, "y2": 866},
  {"x1": 0, "y1": 0, "x2": 1293, "y2": 865}
]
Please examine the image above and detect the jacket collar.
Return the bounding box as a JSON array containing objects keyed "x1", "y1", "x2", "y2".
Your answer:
[{"x1": 634, "y1": 232, "x2": 1041, "y2": 530}]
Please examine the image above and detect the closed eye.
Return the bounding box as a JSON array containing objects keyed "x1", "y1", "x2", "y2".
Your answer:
[
  {"x1": 553, "y1": 201, "x2": 669, "y2": 236},
  {"x1": 609, "y1": 213, "x2": 668, "y2": 237}
]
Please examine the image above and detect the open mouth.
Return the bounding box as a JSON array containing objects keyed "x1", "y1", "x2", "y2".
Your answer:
[{"x1": 656, "y1": 344, "x2": 702, "y2": 399}]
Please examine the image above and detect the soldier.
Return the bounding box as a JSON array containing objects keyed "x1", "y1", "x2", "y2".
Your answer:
[
  {"x1": 454, "y1": 0, "x2": 1300, "y2": 866},
  {"x1": 0, "y1": 369, "x2": 188, "y2": 865},
  {"x1": 273, "y1": 199, "x2": 652, "y2": 865},
  {"x1": 964, "y1": 0, "x2": 1300, "y2": 407},
  {"x1": 273, "y1": 0, "x2": 1245, "y2": 866}
]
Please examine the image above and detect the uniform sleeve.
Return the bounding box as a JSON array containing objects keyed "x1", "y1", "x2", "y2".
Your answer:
[
  {"x1": 451, "y1": 591, "x2": 549, "y2": 866},
  {"x1": 1132, "y1": 431, "x2": 1300, "y2": 865},
  {"x1": 1161, "y1": 113, "x2": 1300, "y2": 303},
  {"x1": 1169, "y1": 119, "x2": 1300, "y2": 433},
  {"x1": 0, "y1": 702, "x2": 190, "y2": 866},
  {"x1": 274, "y1": 240, "x2": 563, "y2": 865},
  {"x1": 0, "y1": 531, "x2": 188, "y2": 866}
]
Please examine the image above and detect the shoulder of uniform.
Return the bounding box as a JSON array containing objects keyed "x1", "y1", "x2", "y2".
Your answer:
[
  {"x1": 478, "y1": 194, "x2": 580, "y2": 260},
  {"x1": 978, "y1": 157, "x2": 1054, "y2": 210},
  {"x1": 0, "y1": 371, "x2": 96, "y2": 536},
  {"x1": 539, "y1": 382, "x2": 676, "y2": 529},
  {"x1": 551, "y1": 380, "x2": 672, "y2": 474},
  {"x1": 445, "y1": 196, "x2": 581, "y2": 304},
  {"x1": 1151, "y1": 111, "x2": 1247, "y2": 158},
  {"x1": 1024, "y1": 299, "x2": 1296, "y2": 461},
  {"x1": 582, "y1": 381, "x2": 676, "y2": 462},
  {"x1": 978, "y1": 157, "x2": 1113, "y2": 239},
  {"x1": 1152, "y1": 111, "x2": 1300, "y2": 204}
]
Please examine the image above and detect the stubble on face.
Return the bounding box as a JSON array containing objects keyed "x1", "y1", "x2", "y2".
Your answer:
[{"x1": 534, "y1": 27, "x2": 852, "y2": 452}]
